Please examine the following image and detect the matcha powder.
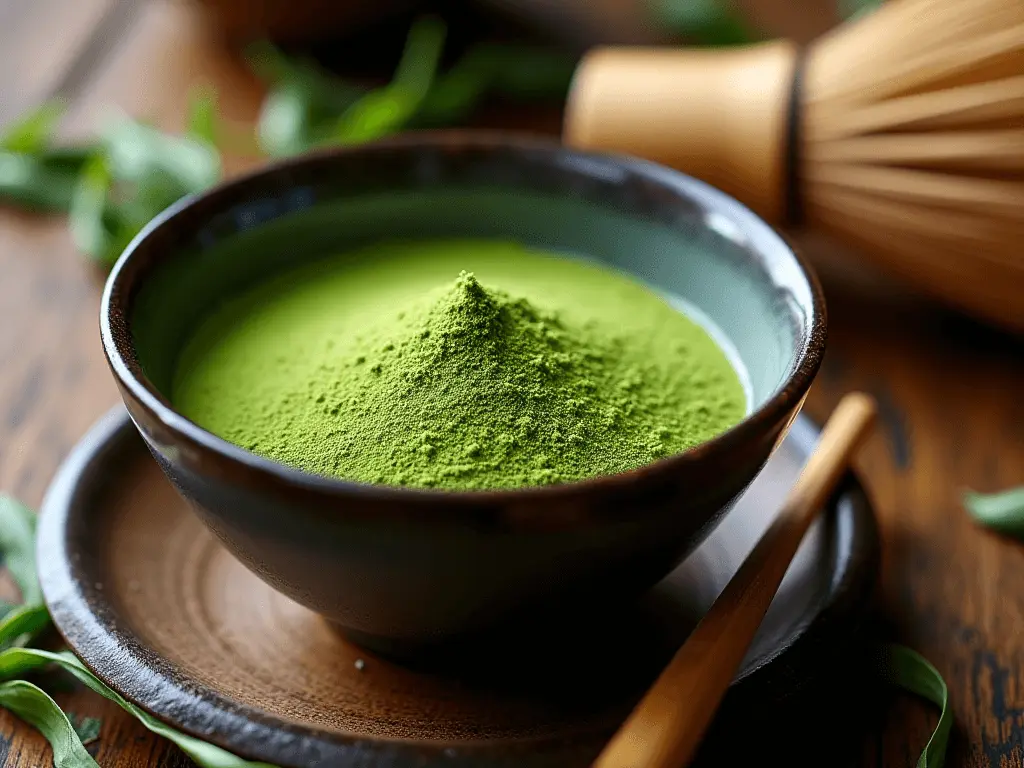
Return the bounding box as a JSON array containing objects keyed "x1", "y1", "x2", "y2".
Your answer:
[{"x1": 174, "y1": 245, "x2": 746, "y2": 490}]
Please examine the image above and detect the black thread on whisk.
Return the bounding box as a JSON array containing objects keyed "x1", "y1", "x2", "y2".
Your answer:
[{"x1": 783, "y1": 48, "x2": 808, "y2": 228}]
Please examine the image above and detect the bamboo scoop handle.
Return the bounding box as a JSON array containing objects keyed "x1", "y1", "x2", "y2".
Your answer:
[{"x1": 592, "y1": 392, "x2": 878, "y2": 768}]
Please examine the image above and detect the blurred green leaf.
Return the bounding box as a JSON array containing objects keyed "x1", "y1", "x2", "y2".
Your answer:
[
  {"x1": 0, "y1": 604, "x2": 50, "y2": 651},
  {"x1": 68, "y1": 154, "x2": 117, "y2": 264},
  {"x1": 655, "y1": 0, "x2": 758, "y2": 45},
  {"x1": 256, "y1": 81, "x2": 317, "y2": 157},
  {"x1": 102, "y1": 116, "x2": 220, "y2": 192},
  {"x1": 187, "y1": 87, "x2": 219, "y2": 146},
  {"x1": 0, "y1": 152, "x2": 77, "y2": 212},
  {"x1": 0, "y1": 497, "x2": 49, "y2": 650},
  {"x1": 64, "y1": 114, "x2": 222, "y2": 265},
  {"x1": 248, "y1": 41, "x2": 367, "y2": 157},
  {"x1": 840, "y1": 0, "x2": 885, "y2": 20},
  {"x1": 0, "y1": 497, "x2": 40, "y2": 606},
  {"x1": 0, "y1": 101, "x2": 66, "y2": 154},
  {"x1": 964, "y1": 486, "x2": 1024, "y2": 537},
  {"x1": 417, "y1": 43, "x2": 574, "y2": 126},
  {"x1": 330, "y1": 16, "x2": 446, "y2": 143}
]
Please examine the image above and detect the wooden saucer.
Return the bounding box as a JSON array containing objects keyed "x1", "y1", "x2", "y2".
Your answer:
[{"x1": 38, "y1": 407, "x2": 879, "y2": 768}]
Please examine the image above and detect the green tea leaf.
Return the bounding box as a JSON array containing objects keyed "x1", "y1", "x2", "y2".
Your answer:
[
  {"x1": 0, "y1": 151, "x2": 84, "y2": 212},
  {"x1": 330, "y1": 16, "x2": 446, "y2": 143},
  {"x1": 0, "y1": 604, "x2": 50, "y2": 650},
  {"x1": 68, "y1": 154, "x2": 119, "y2": 264},
  {"x1": 67, "y1": 713, "x2": 102, "y2": 745},
  {"x1": 102, "y1": 117, "x2": 220, "y2": 193},
  {"x1": 248, "y1": 41, "x2": 367, "y2": 156},
  {"x1": 68, "y1": 115, "x2": 220, "y2": 266},
  {"x1": 0, "y1": 101, "x2": 66, "y2": 154},
  {"x1": 655, "y1": 0, "x2": 758, "y2": 45},
  {"x1": 187, "y1": 87, "x2": 219, "y2": 146},
  {"x1": 247, "y1": 41, "x2": 367, "y2": 113},
  {"x1": 0, "y1": 680, "x2": 100, "y2": 768},
  {"x1": 840, "y1": 0, "x2": 885, "y2": 20},
  {"x1": 0, "y1": 648, "x2": 280, "y2": 768},
  {"x1": 256, "y1": 81, "x2": 316, "y2": 157},
  {"x1": 964, "y1": 486, "x2": 1024, "y2": 537},
  {"x1": 0, "y1": 496, "x2": 41, "y2": 605},
  {"x1": 0, "y1": 497, "x2": 50, "y2": 649},
  {"x1": 417, "y1": 43, "x2": 574, "y2": 126},
  {"x1": 880, "y1": 644, "x2": 952, "y2": 768}
]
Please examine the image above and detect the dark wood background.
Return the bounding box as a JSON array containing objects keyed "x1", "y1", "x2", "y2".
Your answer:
[{"x1": 1, "y1": 0, "x2": 1022, "y2": 765}]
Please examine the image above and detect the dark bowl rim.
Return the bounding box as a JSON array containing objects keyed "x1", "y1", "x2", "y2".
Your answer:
[{"x1": 99, "y1": 129, "x2": 827, "y2": 507}]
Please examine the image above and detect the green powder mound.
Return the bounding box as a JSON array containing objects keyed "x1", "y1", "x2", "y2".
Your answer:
[{"x1": 173, "y1": 241, "x2": 746, "y2": 490}]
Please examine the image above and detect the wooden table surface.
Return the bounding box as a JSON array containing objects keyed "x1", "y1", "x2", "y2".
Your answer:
[{"x1": 1, "y1": 0, "x2": 1023, "y2": 766}]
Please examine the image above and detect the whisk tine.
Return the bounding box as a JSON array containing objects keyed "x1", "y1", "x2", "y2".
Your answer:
[
  {"x1": 808, "y1": 165, "x2": 1024, "y2": 219},
  {"x1": 813, "y1": 191, "x2": 1024, "y2": 268},
  {"x1": 808, "y1": 0, "x2": 1024, "y2": 101},
  {"x1": 808, "y1": 77, "x2": 1024, "y2": 139},
  {"x1": 812, "y1": 202, "x2": 1024, "y2": 318},
  {"x1": 810, "y1": 131, "x2": 1024, "y2": 173},
  {"x1": 810, "y1": 23, "x2": 1024, "y2": 105}
]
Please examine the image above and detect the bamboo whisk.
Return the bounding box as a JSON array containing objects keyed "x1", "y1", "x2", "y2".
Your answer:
[{"x1": 564, "y1": 0, "x2": 1024, "y2": 332}]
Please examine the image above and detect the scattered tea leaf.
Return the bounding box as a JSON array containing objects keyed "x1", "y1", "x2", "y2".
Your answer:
[
  {"x1": 101, "y1": 116, "x2": 220, "y2": 193},
  {"x1": 840, "y1": 0, "x2": 886, "y2": 20},
  {"x1": 67, "y1": 712, "x2": 102, "y2": 746},
  {"x1": 68, "y1": 153, "x2": 125, "y2": 266},
  {"x1": 0, "y1": 647, "x2": 281, "y2": 768},
  {"x1": 0, "y1": 101, "x2": 66, "y2": 154},
  {"x1": 0, "y1": 680, "x2": 100, "y2": 768},
  {"x1": 0, "y1": 104, "x2": 92, "y2": 213},
  {"x1": 255, "y1": 80, "x2": 318, "y2": 157},
  {"x1": 655, "y1": 0, "x2": 759, "y2": 45},
  {"x1": 65, "y1": 113, "x2": 222, "y2": 265},
  {"x1": 416, "y1": 43, "x2": 574, "y2": 126},
  {"x1": 0, "y1": 150, "x2": 87, "y2": 212},
  {"x1": 248, "y1": 41, "x2": 367, "y2": 157},
  {"x1": 0, "y1": 496, "x2": 41, "y2": 605},
  {"x1": 964, "y1": 486, "x2": 1024, "y2": 538},
  {"x1": 880, "y1": 644, "x2": 952, "y2": 768},
  {"x1": 187, "y1": 87, "x2": 219, "y2": 146},
  {"x1": 0, "y1": 604, "x2": 51, "y2": 650},
  {"x1": 0, "y1": 497, "x2": 50, "y2": 649},
  {"x1": 330, "y1": 16, "x2": 446, "y2": 144}
]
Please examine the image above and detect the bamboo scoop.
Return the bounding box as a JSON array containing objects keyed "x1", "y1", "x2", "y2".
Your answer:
[{"x1": 592, "y1": 392, "x2": 878, "y2": 768}]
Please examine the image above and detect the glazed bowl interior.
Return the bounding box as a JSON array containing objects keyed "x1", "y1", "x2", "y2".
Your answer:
[{"x1": 128, "y1": 141, "x2": 811, "y2": 430}]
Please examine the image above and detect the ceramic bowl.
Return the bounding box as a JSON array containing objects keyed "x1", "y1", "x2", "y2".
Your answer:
[{"x1": 100, "y1": 132, "x2": 825, "y2": 657}]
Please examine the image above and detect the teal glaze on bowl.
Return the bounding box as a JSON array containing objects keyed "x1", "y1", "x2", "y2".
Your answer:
[{"x1": 100, "y1": 132, "x2": 825, "y2": 655}]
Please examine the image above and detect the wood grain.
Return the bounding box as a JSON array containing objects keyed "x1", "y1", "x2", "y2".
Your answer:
[
  {"x1": 0, "y1": 0, "x2": 130, "y2": 124},
  {"x1": 1, "y1": 0, "x2": 1024, "y2": 766}
]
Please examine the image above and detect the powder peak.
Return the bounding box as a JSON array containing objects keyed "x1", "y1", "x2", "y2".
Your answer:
[{"x1": 426, "y1": 270, "x2": 503, "y2": 341}]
